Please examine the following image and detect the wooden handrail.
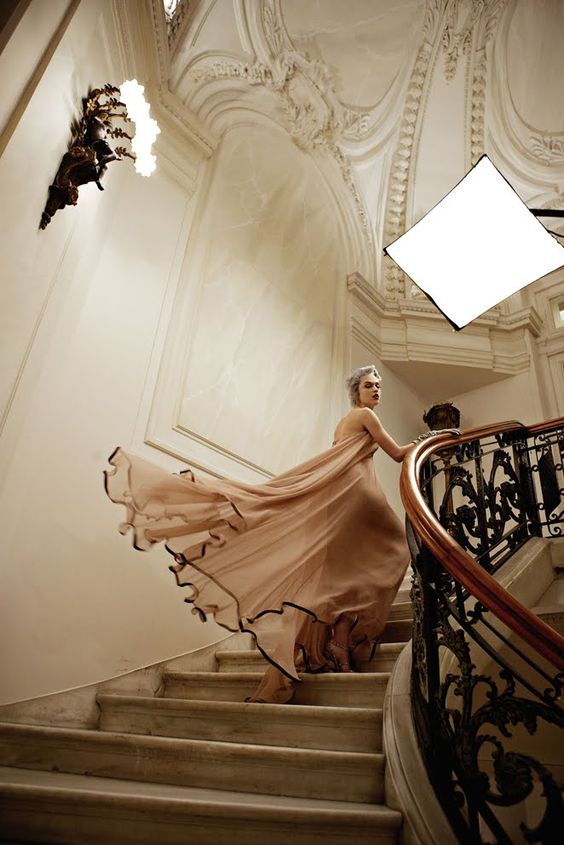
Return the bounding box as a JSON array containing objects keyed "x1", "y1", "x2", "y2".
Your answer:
[{"x1": 400, "y1": 418, "x2": 564, "y2": 671}]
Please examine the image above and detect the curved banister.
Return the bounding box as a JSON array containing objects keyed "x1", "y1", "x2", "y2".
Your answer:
[{"x1": 400, "y1": 418, "x2": 564, "y2": 671}]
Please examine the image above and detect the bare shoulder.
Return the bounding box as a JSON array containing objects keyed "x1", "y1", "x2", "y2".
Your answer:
[
  {"x1": 362, "y1": 407, "x2": 382, "y2": 426},
  {"x1": 333, "y1": 408, "x2": 369, "y2": 440}
]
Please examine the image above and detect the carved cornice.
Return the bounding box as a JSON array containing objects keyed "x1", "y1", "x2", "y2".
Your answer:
[{"x1": 348, "y1": 272, "x2": 544, "y2": 378}]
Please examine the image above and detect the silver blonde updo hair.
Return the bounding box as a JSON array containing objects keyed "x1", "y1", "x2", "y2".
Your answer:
[{"x1": 346, "y1": 365, "x2": 381, "y2": 407}]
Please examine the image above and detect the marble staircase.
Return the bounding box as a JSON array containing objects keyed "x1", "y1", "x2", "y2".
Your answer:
[{"x1": 0, "y1": 603, "x2": 412, "y2": 844}]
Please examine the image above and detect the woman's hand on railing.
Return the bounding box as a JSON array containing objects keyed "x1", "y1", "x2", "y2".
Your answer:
[{"x1": 411, "y1": 428, "x2": 462, "y2": 443}]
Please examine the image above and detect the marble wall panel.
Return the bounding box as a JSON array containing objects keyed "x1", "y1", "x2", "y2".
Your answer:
[{"x1": 176, "y1": 124, "x2": 345, "y2": 475}]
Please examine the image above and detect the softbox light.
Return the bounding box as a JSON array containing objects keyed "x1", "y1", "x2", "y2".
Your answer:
[{"x1": 384, "y1": 155, "x2": 564, "y2": 330}]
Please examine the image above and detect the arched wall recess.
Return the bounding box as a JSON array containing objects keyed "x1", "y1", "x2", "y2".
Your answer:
[
  {"x1": 173, "y1": 0, "x2": 377, "y2": 278},
  {"x1": 145, "y1": 113, "x2": 353, "y2": 481},
  {"x1": 176, "y1": 48, "x2": 375, "y2": 279}
]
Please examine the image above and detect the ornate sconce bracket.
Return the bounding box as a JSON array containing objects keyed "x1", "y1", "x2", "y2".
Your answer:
[{"x1": 40, "y1": 84, "x2": 135, "y2": 230}]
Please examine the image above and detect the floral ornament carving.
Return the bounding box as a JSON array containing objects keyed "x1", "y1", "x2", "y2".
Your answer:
[
  {"x1": 262, "y1": 0, "x2": 292, "y2": 55},
  {"x1": 441, "y1": 0, "x2": 484, "y2": 82}
]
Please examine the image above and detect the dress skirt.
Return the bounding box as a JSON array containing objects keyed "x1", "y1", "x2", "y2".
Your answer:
[{"x1": 104, "y1": 432, "x2": 410, "y2": 690}]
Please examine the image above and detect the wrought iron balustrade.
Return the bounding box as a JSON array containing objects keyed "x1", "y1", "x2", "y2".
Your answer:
[{"x1": 401, "y1": 418, "x2": 564, "y2": 845}]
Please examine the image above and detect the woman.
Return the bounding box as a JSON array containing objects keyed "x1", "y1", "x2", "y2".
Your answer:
[{"x1": 105, "y1": 366, "x2": 439, "y2": 704}]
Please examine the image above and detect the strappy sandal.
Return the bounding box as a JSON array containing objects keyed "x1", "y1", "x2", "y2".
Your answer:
[{"x1": 326, "y1": 638, "x2": 353, "y2": 673}]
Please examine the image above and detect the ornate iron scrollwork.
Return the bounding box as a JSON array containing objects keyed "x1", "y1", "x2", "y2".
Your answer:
[{"x1": 409, "y1": 420, "x2": 564, "y2": 843}]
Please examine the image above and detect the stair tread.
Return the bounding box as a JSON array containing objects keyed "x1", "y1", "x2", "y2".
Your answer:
[
  {"x1": 0, "y1": 721, "x2": 383, "y2": 763},
  {"x1": 164, "y1": 671, "x2": 390, "y2": 681},
  {"x1": 0, "y1": 766, "x2": 400, "y2": 821},
  {"x1": 98, "y1": 693, "x2": 381, "y2": 719},
  {"x1": 96, "y1": 694, "x2": 383, "y2": 753},
  {"x1": 215, "y1": 644, "x2": 407, "y2": 659}
]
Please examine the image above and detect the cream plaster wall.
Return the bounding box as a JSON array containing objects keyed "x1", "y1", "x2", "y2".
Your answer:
[
  {"x1": 0, "y1": 0, "x2": 224, "y2": 705},
  {"x1": 448, "y1": 370, "x2": 541, "y2": 432}
]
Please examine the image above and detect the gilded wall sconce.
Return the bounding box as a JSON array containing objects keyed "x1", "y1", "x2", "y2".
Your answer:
[{"x1": 39, "y1": 84, "x2": 135, "y2": 230}]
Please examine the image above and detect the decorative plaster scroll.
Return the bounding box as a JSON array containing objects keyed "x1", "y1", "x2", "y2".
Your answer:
[
  {"x1": 262, "y1": 0, "x2": 292, "y2": 55},
  {"x1": 488, "y1": 1, "x2": 564, "y2": 177},
  {"x1": 442, "y1": 0, "x2": 483, "y2": 82},
  {"x1": 529, "y1": 136, "x2": 564, "y2": 167}
]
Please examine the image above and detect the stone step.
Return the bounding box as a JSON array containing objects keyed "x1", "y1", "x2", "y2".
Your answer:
[
  {"x1": 97, "y1": 694, "x2": 383, "y2": 753},
  {"x1": 381, "y1": 618, "x2": 413, "y2": 641},
  {"x1": 0, "y1": 723, "x2": 384, "y2": 804},
  {"x1": 386, "y1": 601, "x2": 412, "y2": 621},
  {"x1": 215, "y1": 643, "x2": 407, "y2": 674},
  {"x1": 162, "y1": 671, "x2": 390, "y2": 709},
  {"x1": 0, "y1": 767, "x2": 402, "y2": 845}
]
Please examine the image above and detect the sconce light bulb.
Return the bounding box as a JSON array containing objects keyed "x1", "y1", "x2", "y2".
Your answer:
[{"x1": 119, "y1": 79, "x2": 160, "y2": 177}]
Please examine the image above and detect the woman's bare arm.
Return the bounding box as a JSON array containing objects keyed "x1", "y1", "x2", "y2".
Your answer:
[{"x1": 359, "y1": 408, "x2": 412, "y2": 462}]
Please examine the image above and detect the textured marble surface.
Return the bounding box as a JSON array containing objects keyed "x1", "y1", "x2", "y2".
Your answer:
[{"x1": 178, "y1": 125, "x2": 342, "y2": 475}]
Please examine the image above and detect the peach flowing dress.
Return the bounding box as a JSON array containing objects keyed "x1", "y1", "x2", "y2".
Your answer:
[{"x1": 104, "y1": 432, "x2": 410, "y2": 700}]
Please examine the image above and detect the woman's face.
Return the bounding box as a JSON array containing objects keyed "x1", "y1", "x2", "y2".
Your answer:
[{"x1": 357, "y1": 373, "x2": 381, "y2": 409}]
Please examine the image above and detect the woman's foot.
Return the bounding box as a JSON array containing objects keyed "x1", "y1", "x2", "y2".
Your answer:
[{"x1": 326, "y1": 638, "x2": 353, "y2": 673}]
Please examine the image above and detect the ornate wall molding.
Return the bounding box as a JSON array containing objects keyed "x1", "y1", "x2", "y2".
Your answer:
[
  {"x1": 467, "y1": 0, "x2": 507, "y2": 166},
  {"x1": 382, "y1": 0, "x2": 448, "y2": 299},
  {"x1": 383, "y1": 0, "x2": 508, "y2": 299},
  {"x1": 441, "y1": 0, "x2": 483, "y2": 82}
]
